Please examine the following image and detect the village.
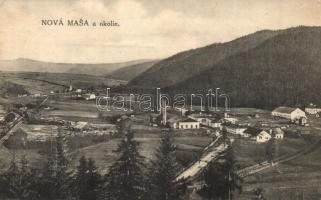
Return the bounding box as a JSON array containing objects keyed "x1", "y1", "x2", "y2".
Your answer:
[
  {"x1": 1, "y1": 82, "x2": 321, "y2": 158},
  {"x1": 1, "y1": 81, "x2": 321, "y2": 200}
]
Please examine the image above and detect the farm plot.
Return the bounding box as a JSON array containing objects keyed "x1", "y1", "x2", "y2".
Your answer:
[
  {"x1": 69, "y1": 137, "x2": 160, "y2": 174},
  {"x1": 236, "y1": 140, "x2": 321, "y2": 200},
  {"x1": 233, "y1": 137, "x2": 309, "y2": 168},
  {"x1": 43, "y1": 110, "x2": 99, "y2": 118}
]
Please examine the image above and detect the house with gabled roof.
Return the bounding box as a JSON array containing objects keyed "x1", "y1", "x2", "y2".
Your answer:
[
  {"x1": 169, "y1": 117, "x2": 200, "y2": 130},
  {"x1": 272, "y1": 128, "x2": 284, "y2": 139},
  {"x1": 272, "y1": 107, "x2": 307, "y2": 122},
  {"x1": 244, "y1": 127, "x2": 271, "y2": 143}
]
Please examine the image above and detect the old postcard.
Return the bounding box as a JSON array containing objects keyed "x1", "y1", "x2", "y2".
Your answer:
[{"x1": 0, "y1": 0, "x2": 321, "y2": 199}]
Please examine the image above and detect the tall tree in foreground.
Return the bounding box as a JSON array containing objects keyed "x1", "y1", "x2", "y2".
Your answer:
[
  {"x1": 1, "y1": 155, "x2": 38, "y2": 200},
  {"x1": 37, "y1": 129, "x2": 72, "y2": 200},
  {"x1": 73, "y1": 156, "x2": 102, "y2": 200},
  {"x1": 104, "y1": 130, "x2": 146, "y2": 200},
  {"x1": 222, "y1": 126, "x2": 228, "y2": 147},
  {"x1": 199, "y1": 146, "x2": 242, "y2": 200},
  {"x1": 148, "y1": 131, "x2": 184, "y2": 200},
  {"x1": 265, "y1": 137, "x2": 276, "y2": 164},
  {"x1": 55, "y1": 129, "x2": 71, "y2": 198}
]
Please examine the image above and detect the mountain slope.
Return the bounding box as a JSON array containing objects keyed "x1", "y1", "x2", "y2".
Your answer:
[
  {"x1": 105, "y1": 60, "x2": 159, "y2": 81},
  {"x1": 65, "y1": 60, "x2": 151, "y2": 76},
  {"x1": 0, "y1": 58, "x2": 150, "y2": 76},
  {"x1": 0, "y1": 58, "x2": 69, "y2": 73},
  {"x1": 166, "y1": 26, "x2": 321, "y2": 109},
  {"x1": 129, "y1": 29, "x2": 282, "y2": 88}
]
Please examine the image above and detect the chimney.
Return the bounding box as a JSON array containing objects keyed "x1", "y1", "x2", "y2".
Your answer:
[{"x1": 161, "y1": 98, "x2": 167, "y2": 125}]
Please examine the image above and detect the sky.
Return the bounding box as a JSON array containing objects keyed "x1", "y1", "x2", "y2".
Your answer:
[{"x1": 1, "y1": 0, "x2": 321, "y2": 63}]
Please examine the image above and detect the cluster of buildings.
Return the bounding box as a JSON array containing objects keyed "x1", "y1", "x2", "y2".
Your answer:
[
  {"x1": 225, "y1": 125, "x2": 284, "y2": 143},
  {"x1": 70, "y1": 121, "x2": 117, "y2": 136},
  {"x1": 222, "y1": 106, "x2": 311, "y2": 143},
  {"x1": 150, "y1": 105, "x2": 315, "y2": 143},
  {"x1": 70, "y1": 88, "x2": 96, "y2": 101},
  {"x1": 305, "y1": 103, "x2": 321, "y2": 117}
]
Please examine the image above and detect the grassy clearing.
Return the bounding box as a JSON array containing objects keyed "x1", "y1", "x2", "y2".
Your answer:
[
  {"x1": 69, "y1": 133, "x2": 211, "y2": 174},
  {"x1": 233, "y1": 137, "x2": 308, "y2": 168},
  {"x1": 235, "y1": 135, "x2": 321, "y2": 200},
  {"x1": 174, "y1": 136, "x2": 212, "y2": 148},
  {"x1": 42, "y1": 110, "x2": 99, "y2": 118}
]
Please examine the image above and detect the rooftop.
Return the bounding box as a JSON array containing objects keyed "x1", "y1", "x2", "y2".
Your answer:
[
  {"x1": 244, "y1": 127, "x2": 266, "y2": 137},
  {"x1": 272, "y1": 107, "x2": 298, "y2": 114},
  {"x1": 180, "y1": 118, "x2": 199, "y2": 123},
  {"x1": 225, "y1": 124, "x2": 248, "y2": 129}
]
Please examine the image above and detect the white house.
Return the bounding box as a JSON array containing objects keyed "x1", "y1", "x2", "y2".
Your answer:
[
  {"x1": 256, "y1": 131, "x2": 271, "y2": 143},
  {"x1": 272, "y1": 107, "x2": 307, "y2": 122},
  {"x1": 244, "y1": 127, "x2": 271, "y2": 143},
  {"x1": 224, "y1": 117, "x2": 238, "y2": 124},
  {"x1": 188, "y1": 113, "x2": 212, "y2": 126},
  {"x1": 175, "y1": 107, "x2": 188, "y2": 116},
  {"x1": 272, "y1": 128, "x2": 284, "y2": 139},
  {"x1": 170, "y1": 118, "x2": 200, "y2": 130},
  {"x1": 84, "y1": 93, "x2": 96, "y2": 100},
  {"x1": 76, "y1": 89, "x2": 82, "y2": 93},
  {"x1": 210, "y1": 119, "x2": 222, "y2": 128},
  {"x1": 305, "y1": 107, "x2": 321, "y2": 115},
  {"x1": 178, "y1": 118, "x2": 200, "y2": 129}
]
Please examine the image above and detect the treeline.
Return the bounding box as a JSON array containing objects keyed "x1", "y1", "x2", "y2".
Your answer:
[
  {"x1": 0, "y1": 124, "x2": 242, "y2": 200},
  {"x1": 164, "y1": 27, "x2": 321, "y2": 109},
  {"x1": 0, "y1": 124, "x2": 187, "y2": 200}
]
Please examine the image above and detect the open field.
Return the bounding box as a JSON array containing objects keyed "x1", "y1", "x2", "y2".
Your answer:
[
  {"x1": 5, "y1": 77, "x2": 64, "y2": 94},
  {"x1": 41, "y1": 99, "x2": 132, "y2": 120},
  {"x1": 46, "y1": 100, "x2": 99, "y2": 112},
  {"x1": 69, "y1": 133, "x2": 212, "y2": 173},
  {"x1": 42, "y1": 110, "x2": 99, "y2": 118},
  {"x1": 69, "y1": 137, "x2": 160, "y2": 174},
  {"x1": 0, "y1": 120, "x2": 212, "y2": 174},
  {"x1": 235, "y1": 138, "x2": 321, "y2": 200},
  {"x1": 233, "y1": 137, "x2": 310, "y2": 168},
  {"x1": 174, "y1": 136, "x2": 212, "y2": 148},
  {"x1": 0, "y1": 72, "x2": 126, "y2": 91}
]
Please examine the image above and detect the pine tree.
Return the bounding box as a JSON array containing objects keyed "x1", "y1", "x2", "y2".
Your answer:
[
  {"x1": 37, "y1": 150, "x2": 57, "y2": 200},
  {"x1": 149, "y1": 131, "x2": 184, "y2": 200},
  {"x1": 104, "y1": 130, "x2": 146, "y2": 200},
  {"x1": 74, "y1": 156, "x2": 101, "y2": 200},
  {"x1": 37, "y1": 129, "x2": 72, "y2": 200},
  {"x1": 2, "y1": 155, "x2": 38, "y2": 200},
  {"x1": 265, "y1": 138, "x2": 276, "y2": 164},
  {"x1": 199, "y1": 161, "x2": 227, "y2": 199},
  {"x1": 225, "y1": 146, "x2": 242, "y2": 200},
  {"x1": 74, "y1": 155, "x2": 88, "y2": 199},
  {"x1": 221, "y1": 126, "x2": 228, "y2": 147},
  {"x1": 3, "y1": 156, "x2": 20, "y2": 198},
  {"x1": 199, "y1": 146, "x2": 242, "y2": 200},
  {"x1": 55, "y1": 129, "x2": 71, "y2": 199},
  {"x1": 87, "y1": 158, "x2": 102, "y2": 200}
]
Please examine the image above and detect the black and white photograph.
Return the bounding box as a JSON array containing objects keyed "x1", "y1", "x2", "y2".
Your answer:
[{"x1": 1, "y1": 0, "x2": 321, "y2": 199}]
